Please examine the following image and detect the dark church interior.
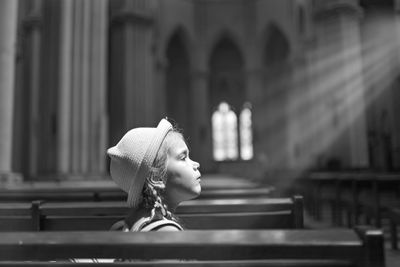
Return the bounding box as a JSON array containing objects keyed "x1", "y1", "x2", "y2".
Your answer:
[{"x1": 0, "y1": 0, "x2": 400, "y2": 265}]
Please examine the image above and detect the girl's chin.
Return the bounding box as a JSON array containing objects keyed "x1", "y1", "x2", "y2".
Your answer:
[
  {"x1": 187, "y1": 186, "x2": 202, "y2": 200},
  {"x1": 194, "y1": 184, "x2": 202, "y2": 195}
]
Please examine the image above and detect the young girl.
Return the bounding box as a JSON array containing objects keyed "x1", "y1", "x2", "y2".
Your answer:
[{"x1": 107, "y1": 118, "x2": 201, "y2": 231}]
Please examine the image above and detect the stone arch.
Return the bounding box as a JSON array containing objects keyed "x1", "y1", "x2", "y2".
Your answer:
[
  {"x1": 263, "y1": 23, "x2": 290, "y2": 66},
  {"x1": 208, "y1": 35, "x2": 251, "y2": 161},
  {"x1": 164, "y1": 25, "x2": 192, "y2": 62},
  {"x1": 207, "y1": 30, "x2": 244, "y2": 69},
  {"x1": 208, "y1": 35, "x2": 245, "y2": 111}
]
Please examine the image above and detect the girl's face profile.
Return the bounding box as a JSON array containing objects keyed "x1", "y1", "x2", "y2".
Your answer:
[{"x1": 164, "y1": 135, "x2": 201, "y2": 203}]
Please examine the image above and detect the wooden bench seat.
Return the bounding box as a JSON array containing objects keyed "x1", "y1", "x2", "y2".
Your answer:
[
  {"x1": 0, "y1": 187, "x2": 273, "y2": 202},
  {"x1": 0, "y1": 228, "x2": 385, "y2": 267},
  {"x1": 38, "y1": 210, "x2": 296, "y2": 231},
  {"x1": 36, "y1": 196, "x2": 302, "y2": 215},
  {"x1": 0, "y1": 260, "x2": 355, "y2": 266},
  {"x1": 303, "y1": 172, "x2": 400, "y2": 229},
  {"x1": 0, "y1": 196, "x2": 304, "y2": 231}
]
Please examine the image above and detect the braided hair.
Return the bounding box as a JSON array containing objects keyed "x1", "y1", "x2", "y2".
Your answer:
[{"x1": 129, "y1": 130, "x2": 183, "y2": 229}]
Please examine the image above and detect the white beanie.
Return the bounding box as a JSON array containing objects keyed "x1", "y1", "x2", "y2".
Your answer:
[{"x1": 107, "y1": 119, "x2": 172, "y2": 208}]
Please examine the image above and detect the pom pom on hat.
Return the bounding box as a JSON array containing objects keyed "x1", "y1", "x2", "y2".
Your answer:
[{"x1": 107, "y1": 119, "x2": 172, "y2": 208}]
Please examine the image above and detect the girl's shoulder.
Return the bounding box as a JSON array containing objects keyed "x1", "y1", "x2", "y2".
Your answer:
[
  {"x1": 112, "y1": 216, "x2": 183, "y2": 232},
  {"x1": 112, "y1": 207, "x2": 183, "y2": 232},
  {"x1": 140, "y1": 218, "x2": 183, "y2": 232}
]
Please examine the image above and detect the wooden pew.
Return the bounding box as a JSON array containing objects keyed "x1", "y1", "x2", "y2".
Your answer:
[
  {"x1": 387, "y1": 207, "x2": 400, "y2": 250},
  {"x1": 0, "y1": 196, "x2": 304, "y2": 231},
  {"x1": 303, "y1": 172, "x2": 339, "y2": 221},
  {"x1": 0, "y1": 227, "x2": 385, "y2": 267},
  {"x1": 0, "y1": 186, "x2": 273, "y2": 202},
  {"x1": 304, "y1": 172, "x2": 400, "y2": 228},
  {"x1": 332, "y1": 173, "x2": 400, "y2": 229},
  {"x1": 35, "y1": 196, "x2": 302, "y2": 215},
  {"x1": 343, "y1": 173, "x2": 400, "y2": 251},
  {"x1": 0, "y1": 181, "x2": 122, "y2": 202},
  {"x1": 358, "y1": 174, "x2": 400, "y2": 227},
  {"x1": 333, "y1": 173, "x2": 373, "y2": 227},
  {"x1": 40, "y1": 211, "x2": 297, "y2": 231},
  {"x1": 198, "y1": 187, "x2": 274, "y2": 199},
  {"x1": 0, "y1": 261, "x2": 357, "y2": 267}
]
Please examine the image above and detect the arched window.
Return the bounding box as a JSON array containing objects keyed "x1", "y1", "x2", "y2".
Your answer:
[
  {"x1": 212, "y1": 101, "x2": 253, "y2": 161},
  {"x1": 212, "y1": 102, "x2": 238, "y2": 161},
  {"x1": 264, "y1": 24, "x2": 290, "y2": 65},
  {"x1": 209, "y1": 35, "x2": 253, "y2": 162},
  {"x1": 239, "y1": 102, "x2": 253, "y2": 160}
]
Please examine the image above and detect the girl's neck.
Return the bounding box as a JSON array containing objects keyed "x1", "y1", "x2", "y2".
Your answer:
[{"x1": 164, "y1": 196, "x2": 180, "y2": 213}]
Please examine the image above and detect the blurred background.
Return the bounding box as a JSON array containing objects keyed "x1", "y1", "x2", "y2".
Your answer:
[{"x1": 0, "y1": 0, "x2": 399, "y2": 187}]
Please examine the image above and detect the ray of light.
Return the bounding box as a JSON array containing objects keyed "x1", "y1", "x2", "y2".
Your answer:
[{"x1": 257, "y1": 11, "x2": 400, "y2": 186}]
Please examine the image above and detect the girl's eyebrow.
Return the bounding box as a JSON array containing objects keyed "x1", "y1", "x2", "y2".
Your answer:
[{"x1": 177, "y1": 148, "x2": 189, "y2": 157}]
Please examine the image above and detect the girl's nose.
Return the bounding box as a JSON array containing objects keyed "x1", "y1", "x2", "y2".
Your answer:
[{"x1": 192, "y1": 160, "x2": 200, "y2": 170}]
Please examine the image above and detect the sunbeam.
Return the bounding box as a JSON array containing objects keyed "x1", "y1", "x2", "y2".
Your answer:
[{"x1": 258, "y1": 9, "x2": 400, "y2": 189}]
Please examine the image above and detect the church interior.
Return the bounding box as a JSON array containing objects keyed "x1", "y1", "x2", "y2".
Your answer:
[{"x1": 1, "y1": 0, "x2": 400, "y2": 265}]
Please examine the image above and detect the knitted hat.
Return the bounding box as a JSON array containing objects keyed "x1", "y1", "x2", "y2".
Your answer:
[{"x1": 107, "y1": 119, "x2": 172, "y2": 208}]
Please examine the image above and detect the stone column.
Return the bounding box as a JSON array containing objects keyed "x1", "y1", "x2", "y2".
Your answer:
[
  {"x1": 0, "y1": 0, "x2": 20, "y2": 182},
  {"x1": 393, "y1": 9, "x2": 400, "y2": 170},
  {"x1": 245, "y1": 47, "x2": 268, "y2": 175},
  {"x1": 25, "y1": 0, "x2": 43, "y2": 177},
  {"x1": 111, "y1": 0, "x2": 156, "y2": 128},
  {"x1": 58, "y1": 0, "x2": 108, "y2": 177},
  {"x1": 191, "y1": 68, "x2": 213, "y2": 171},
  {"x1": 154, "y1": 57, "x2": 167, "y2": 122},
  {"x1": 312, "y1": 0, "x2": 368, "y2": 168},
  {"x1": 340, "y1": 12, "x2": 369, "y2": 168},
  {"x1": 58, "y1": 0, "x2": 73, "y2": 175},
  {"x1": 191, "y1": 3, "x2": 215, "y2": 172},
  {"x1": 287, "y1": 55, "x2": 310, "y2": 169}
]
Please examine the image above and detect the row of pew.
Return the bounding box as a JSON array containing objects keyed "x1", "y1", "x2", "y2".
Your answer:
[
  {"x1": 0, "y1": 184, "x2": 274, "y2": 202},
  {"x1": 296, "y1": 172, "x2": 400, "y2": 250},
  {"x1": 0, "y1": 181, "x2": 387, "y2": 266},
  {"x1": 0, "y1": 227, "x2": 385, "y2": 267},
  {"x1": 0, "y1": 196, "x2": 304, "y2": 231}
]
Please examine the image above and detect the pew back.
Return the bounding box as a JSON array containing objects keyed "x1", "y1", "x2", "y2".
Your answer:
[
  {"x1": 0, "y1": 186, "x2": 273, "y2": 202},
  {"x1": 0, "y1": 260, "x2": 356, "y2": 267},
  {"x1": 0, "y1": 228, "x2": 384, "y2": 267},
  {"x1": 0, "y1": 196, "x2": 304, "y2": 231}
]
